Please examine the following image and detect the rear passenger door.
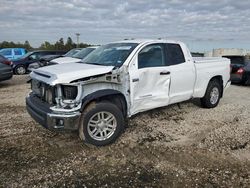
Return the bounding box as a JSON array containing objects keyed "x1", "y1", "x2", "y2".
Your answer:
[
  {"x1": 129, "y1": 43, "x2": 171, "y2": 115},
  {"x1": 165, "y1": 43, "x2": 196, "y2": 104}
]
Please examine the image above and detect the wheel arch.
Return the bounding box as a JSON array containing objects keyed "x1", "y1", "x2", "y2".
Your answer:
[
  {"x1": 80, "y1": 89, "x2": 128, "y2": 117},
  {"x1": 209, "y1": 75, "x2": 224, "y2": 98}
]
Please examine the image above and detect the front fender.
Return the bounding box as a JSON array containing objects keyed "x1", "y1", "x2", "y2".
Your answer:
[{"x1": 80, "y1": 89, "x2": 125, "y2": 112}]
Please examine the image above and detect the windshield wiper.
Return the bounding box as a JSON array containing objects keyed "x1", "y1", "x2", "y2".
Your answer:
[{"x1": 81, "y1": 62, "x2": 103, "y2": 66}]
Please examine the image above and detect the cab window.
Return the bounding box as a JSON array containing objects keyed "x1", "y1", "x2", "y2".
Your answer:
[
  {"x1": 138, "y1": 44, "x2": 165, "y2": 69},
  {"x1": 165, "y1": 44, "x2": 185, "y2": 66}
]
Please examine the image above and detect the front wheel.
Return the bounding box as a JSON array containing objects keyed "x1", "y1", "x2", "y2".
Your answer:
[
  {"x1": 79, "y1": 102, "x2": 125, "y2": 146},
  {"x1": 14, "y1": 65, "x2": 26, "y2": 75},
  {"x1": 201, "y1": 80, "x2": 221, "y2": 108}
]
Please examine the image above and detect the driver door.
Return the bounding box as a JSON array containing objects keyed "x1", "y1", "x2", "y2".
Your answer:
[{"x1": 129, "y1": 43, "x2": 171, "y2": 115}]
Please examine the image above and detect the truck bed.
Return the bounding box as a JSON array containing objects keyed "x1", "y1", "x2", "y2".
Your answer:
[
  {"x1": 193, "y1": 57, "x2": 229, "y2": 64},
  {"x1": 193, "y1": 57, "x2": 230, "y2": 98}
]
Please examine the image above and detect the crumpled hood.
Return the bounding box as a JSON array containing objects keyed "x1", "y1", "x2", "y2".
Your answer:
[
  {"x1": 30, "y1": 62, "x2": 114, "y2": 85},
  {"x1": 50, "y1": 57, "x2": 81, "y2": 64}
]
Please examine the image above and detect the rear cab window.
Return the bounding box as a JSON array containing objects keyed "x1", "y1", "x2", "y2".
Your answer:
[{"x1": 165, "y1": 43, "x2": 185, "y2": 66}]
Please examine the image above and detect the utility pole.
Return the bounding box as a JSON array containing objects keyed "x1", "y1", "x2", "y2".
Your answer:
[{"x1": 75, "y1": 33, "x2": 80, "y2": 47}]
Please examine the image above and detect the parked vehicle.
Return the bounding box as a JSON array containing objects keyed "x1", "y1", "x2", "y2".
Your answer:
[
  {"x1": 0, "y1": 48, "x2": 27, "y2": 60},
  {"x1": 64, "y1": 48, "x2": 83, "y2": 57},
  {"x1": 28, "y1": 47, "x2": 96, "y2": 71},
  {"x1": 48, "y1": 46, "x2": 98, "y2": 65},
  {"x1": 26, "y1": 39, "x2": 231, "y2": 146},
  {"x1": 27, "y1": 48, "x2": 84, "y2": 71},
  {"x1": 12, "y1": 50, "x2": 66, "y2": 75},
  {"x1": 0, "y1": 55, "x2": 13, "y2": 82},
  {"x1": 223, "y1": 55, "x2": 250, "y2": 85},
  {"x1": 40, "y1": 48, "x2": 84, "y2": 65}
]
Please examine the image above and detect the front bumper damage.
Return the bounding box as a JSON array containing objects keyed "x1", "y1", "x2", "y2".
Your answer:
[{"x1": 26, "y1": 94, "x2": 80, "y2": 131}]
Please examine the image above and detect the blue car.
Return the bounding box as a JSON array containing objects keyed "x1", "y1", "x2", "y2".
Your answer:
[{"x1": 0, "y1": 48, "x2": 27, "y2": 60}]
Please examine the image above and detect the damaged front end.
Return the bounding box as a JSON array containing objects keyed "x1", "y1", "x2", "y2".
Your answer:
[
  {"x1": 26, "y1": 71, "x2": 123, "y2": 131},
  {"x1": 26, "y1": 80, "x2": 82, "y2": 131}
]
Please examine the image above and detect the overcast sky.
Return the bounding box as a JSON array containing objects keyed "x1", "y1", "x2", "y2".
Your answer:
[{"x1": 1, "y1": 0, "x2": 250, "y2": 52}]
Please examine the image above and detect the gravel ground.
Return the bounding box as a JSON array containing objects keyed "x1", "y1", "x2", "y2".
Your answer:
[{"x1": 0, "y1": 75, "x2": 249, "y2": 188}]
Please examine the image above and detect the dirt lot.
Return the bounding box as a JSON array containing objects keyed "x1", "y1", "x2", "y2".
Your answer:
[{"x1": 0, "y1": 75, "x2": 249, "y2": 188}]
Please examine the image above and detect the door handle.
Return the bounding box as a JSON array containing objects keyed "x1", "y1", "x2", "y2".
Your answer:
[
  {"x1": 132, "y1": 78, "x2": 139, "y2": 82},
  {"x1": 160, "y1": 71, "x2": 170, "y2": 75}
]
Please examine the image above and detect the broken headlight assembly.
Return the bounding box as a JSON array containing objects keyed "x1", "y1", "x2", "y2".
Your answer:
[
  {"x1": 61, "y1": 85, "x2": 78, "y2": 100},
  {"x1": 53, "y1": 83, "x2": 82, "y2": 110}
]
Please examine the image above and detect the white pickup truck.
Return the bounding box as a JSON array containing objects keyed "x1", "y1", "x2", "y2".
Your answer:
[{"x1": 26, "y1": 39, "x2": 231, "y2": 146}]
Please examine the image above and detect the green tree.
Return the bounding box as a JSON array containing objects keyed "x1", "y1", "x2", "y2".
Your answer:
[
  {"x1": 78, "y1": 43, "x2": 90, "y2": 48},
  {"x1": 40, "y1": 41, "x2": 53, "y2": 50},
  {"x1": 24, "y1": 40, "x2": 32, "y2": 50},
  {"x1": 65, "y1": 37, "x2": 76, "y2": 50},
  {"x1": 55, "y1": 38, "x2": 64, "y2": 50},
  {"x1": 0, "y1": 37, "x2": 93, "y2": 51}
]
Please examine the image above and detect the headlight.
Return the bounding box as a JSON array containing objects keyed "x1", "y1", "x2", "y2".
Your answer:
[
  {"x1": 61, "y1": 85, "x2": 78, "y2": 100},
  {"x1": 31, "y1": 79, "x2": 45, "y2": 97}
]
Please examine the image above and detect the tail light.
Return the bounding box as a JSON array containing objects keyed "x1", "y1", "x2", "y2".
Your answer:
[
  {"x1": 236, "y1": 68, "x2": 244, "y2": 75},
  {"x1": 3, "y1": 60, "x2": 13, "y2": 66}
]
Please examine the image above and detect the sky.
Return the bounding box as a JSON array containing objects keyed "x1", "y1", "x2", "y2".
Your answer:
[{"x1": 0, "y1": 0, "x2": 250, "y2": 52}]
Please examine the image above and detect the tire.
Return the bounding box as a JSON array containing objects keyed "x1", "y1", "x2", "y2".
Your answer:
[
  {"x1": 79, "y1": 101, "x2": 125, "y2": 146},
  {"x1": 201, "y1": 80, "x2": 221, "y2": 108},
  {"x1": 14, "y1": 65, "x2": 26, "y2": 75},
  {"x1": 243, "y1": 75, "x2": 250, "y2": 85}
]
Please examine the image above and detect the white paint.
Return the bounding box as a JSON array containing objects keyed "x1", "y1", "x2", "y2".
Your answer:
[
  {"x1": 30, "y1": 62, "x2": 114, "y2": 85},
  {"x1": 50, "y1": 57, "x2": 82, "y2": 64},
  {"x1": 30, "y1": 39, "x2": 231, "y2": 117}
]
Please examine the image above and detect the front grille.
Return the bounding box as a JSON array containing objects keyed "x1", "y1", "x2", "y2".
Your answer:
[{"x1": 31, "y1": 80, "x2": 55, "y2": 105}]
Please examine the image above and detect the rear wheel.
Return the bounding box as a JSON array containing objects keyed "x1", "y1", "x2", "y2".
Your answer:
[
  {"x1": 14, "y1": 65, "x2": 26, "y2": 75},
  {"x1": 201, "y1": 80, "x2": 221, "y2": 108},
  {"x1": 79, "y1": 102, "x2": 125, "y2": 146}
]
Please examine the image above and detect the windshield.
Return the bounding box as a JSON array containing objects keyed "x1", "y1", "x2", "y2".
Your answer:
[
  {"x1": 64, "y1": 49, "x2": 81, "y2": 57},
  {"x1": 82, "y1": 43, "x2": 138, "y2": 67},
  {"x1": 20, "y1": 51, "x2": 33, "y2": 59},
  {"x1": 72, "y1": 48, "x2": 95, "y2": 59}
]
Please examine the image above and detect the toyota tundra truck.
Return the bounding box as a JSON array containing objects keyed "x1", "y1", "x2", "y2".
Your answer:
[{"x1": 26, "y1": 39, "x2": 231, "y2": 146}]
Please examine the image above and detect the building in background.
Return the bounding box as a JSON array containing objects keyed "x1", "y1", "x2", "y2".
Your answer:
[{"x1": 205, "y1": 48, "x2": 250, "y2": 57}]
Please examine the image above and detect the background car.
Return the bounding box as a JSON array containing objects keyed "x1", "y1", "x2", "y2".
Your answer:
[
  {"x1": 0, "y1": 55, "x2": 13, "y2": 82},
  {"x1": 64, "y1": 48, "x2": 83, "y2": 57},
  {"x1": 0, "y1": 48, "x2": 27, "y2": 60},
  {"x1": 223, "y1": 55, "x2": 250, "y2": 85},
  {"x1": 48, "y1": 46, "x2": 98, "y2": 65},
  {"x1": 12, "y1": 50, "x2": 66, "y2": 75},
  {"x1": 27, "y1": 48, "x2": 85, "y2": 71},
  {"x1": 39, "y1": 48, "x2": 84, "y2": 64}
]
